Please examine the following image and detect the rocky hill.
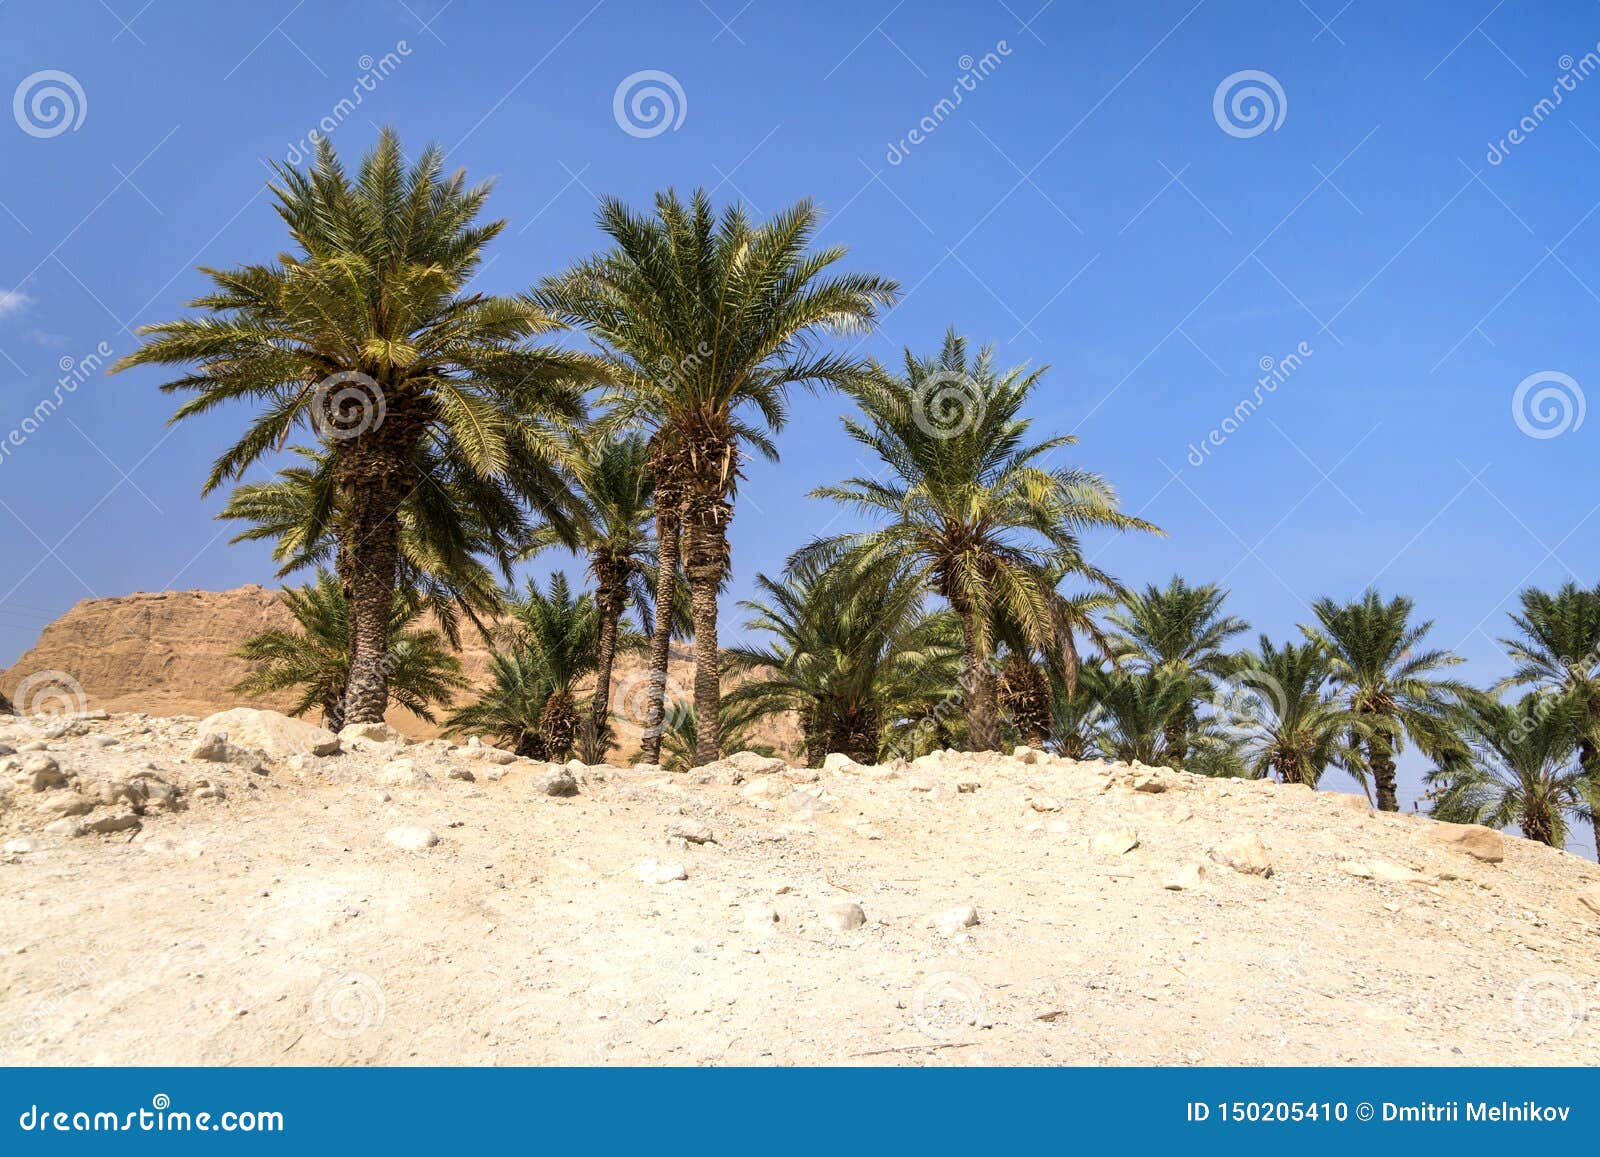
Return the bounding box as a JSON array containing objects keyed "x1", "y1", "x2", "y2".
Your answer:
[
  {"x1": 1, "y1": 708, "x2": 1597, "y2": 1066},
  {"x1": 0, "y1": 586, "x2": 797, "y2": 761}
]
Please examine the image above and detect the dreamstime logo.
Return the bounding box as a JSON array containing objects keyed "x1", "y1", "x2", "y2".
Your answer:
[
  {"x1": 310, "y1": 971, "x2": 386, "y2": 1039},
  {"x1": 13, "y1": 70, "x2": 87, "y2": 139},
  {"x1": 1210, "y1": 670, "x2": 1286, "y2": 737},
  {"x1": 1212, "y1": 70, "x2": 1286, "y2": 139},
  {"x1": 1512, "y1": 371, "x2": 1584, "y2": 439},
  {"x1": 8, "y1": 670, "x2": 90, "y2": 737},
  {"x1": 608, "y1": 669, "x2": 690, "y2": 744},
  {"x1": 910, "y1": 971, "x2": 987, "y2": 1040},
  {"x1": 613, "y1": 70, "x2": 687, "y2": 139},
  {"x1": 885, "y1": 41, "x2": 1013, "y2": 165},
  {"x1": 311, "y1": 371, "x2": 386, "y2": 441},
  {"x1": 1186, "y1": 340, "x2": 1313, "y2": 467},
  {"x1": 283, "y1": 42, "x2": 412, "y2": 165},
  {"x1": 912, "y1": 370, "x2": 985, "y2": 439},
  {"x1": 1513, "y1": 971, "x2": 1586, "y2": 1043}
]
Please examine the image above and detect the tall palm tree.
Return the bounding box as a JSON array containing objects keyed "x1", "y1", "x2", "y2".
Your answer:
[
  {"x1": 116, "y1": 130, "x2": 594, "y2": 724},
  {"x1": 1106, "y1": 577, "x2": 1248, "y2": 768},
  {"x1": 524, "y1": 433, "x2": 656, "y2": 762},
  {"x1": 233, "y1": 570, "x2": 467, "y2": 730},
  {"x1": 1227, "y1": 636, "x2": 1370, "y2": 787},
  {"x1": 1304, "y1": 591, "x2": 1471, "y2": 812},
  {"x1": 539, "y1": 189, "x2": 897, "y2": 765},
  {"x1": 723, "y1": 556, "x2": 960, "y2": 764},
  {"x1": 1426, "y1": 694, "x2": 1584, "y2": 847},
  {"x1": 1079, "y1": 665, "x2": 1195, "y2": 766},
  {"x1": 219, "y1": 443, "x2": 509, "y2": 648},
  {"x1": 801, "y1": 331, "x2": 1158, "y2": 750},
  {"x1": 1498, "y1": 581, "x2": 1600, "y2": 852}
]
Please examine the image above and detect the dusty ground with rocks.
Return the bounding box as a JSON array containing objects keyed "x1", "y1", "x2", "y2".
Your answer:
[{"x1": 2, "y1": 707, "x2": 1599, "y2": 1066}]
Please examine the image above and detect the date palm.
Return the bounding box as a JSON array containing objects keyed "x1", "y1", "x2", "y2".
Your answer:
[
  {"x1": 1497, "y1": 581, "x2": 1600, "y2": 852},
  {"x1": 802, "y1": 332, "x2": 1158, "y2": 751},
  {"x1": 1303, "y1": 591, "x2": 1471, "y2": 812},
  {"x1": 1426, "y1": 694, "x2": 1584, "y2": 847},
  {"x1": 540, "y1": 189, "x2": 897, "y2": 765},
  {"x1": 1079, "y1": 665, "x2": 1195, "y2": 766},
  {"x1": 116, "y1": 130, "x2": 594, "y2": 725},
  {"x1": 724, "y1": 555, "x2": 960, "y2": 764},
  {"x1": 659, "y1": 702, "x2": 776, "y2": 775},
  {"x1": 233, "y1": 570, "x2": 466, "y2": 730},
  {"x1": 1226, "y1": 636, "x2": 1370, "y2": 787},
  {"x1": 1106, "y1": 577, "x2": 1247, "y2": 769},
  {"x1": 524, "y1": 433, "x2": 656, "y2": 762}
]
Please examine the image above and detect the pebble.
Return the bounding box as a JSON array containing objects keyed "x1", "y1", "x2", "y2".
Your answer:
[
  {"x1": 385, "y1": 825, "x2": 440, "y2": 851},
  {"x1": 934, "y1": 904, "x2": 980, "y2": 935},
  {"x1": 825, "y1": 901, "x2": 866, "y2": 931},
  {"x1": 634, "y1": 858, "x2": 688, "y2": 884}
]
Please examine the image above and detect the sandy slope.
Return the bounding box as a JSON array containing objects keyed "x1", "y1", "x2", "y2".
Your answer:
[{"x1": 1, "y1": 709, "x2": 1598, "y2": 1067}]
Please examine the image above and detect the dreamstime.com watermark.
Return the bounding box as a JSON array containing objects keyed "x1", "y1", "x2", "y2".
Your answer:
[
  {"x1": 13, "y1": 69, "x2": 86, "y2": 138},
  {"x1": 1212, "y1": 70, "x2": 1286, "y2": 139},
  {"x1": 283, "y1": 43, "x2": 413, "y2": 165},
  {"x1": 885, "y1": 42, "x2": 1013, "y2": 165},
  {"x1": 1186, "y1": 340, "x2": 1313, "y2": 466},
  {"x1": 0, "y1": 342, "x2": 113, "y2": 469},
  {"x1": 17, "y1": 1094, "x2": 283, "y2": 1134},
  {"x1": 613, "y1": 70, "x2": 687, "y2": 138},
  {"x1": 1486, "y1": 46, "x2": 1600, "y2": 165},
  {"x1": 1511, "y1": 370, "x2": 1584, "y2": 439}
]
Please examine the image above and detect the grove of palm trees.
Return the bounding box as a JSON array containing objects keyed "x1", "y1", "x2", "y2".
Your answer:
[{"x1": 109, "y1": 132, "x2": 1600, "y2": 862}]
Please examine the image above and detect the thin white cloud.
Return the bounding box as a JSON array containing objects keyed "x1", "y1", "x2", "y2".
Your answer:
[{"x1": 0, "y1": 288, "x2": 31, "y2": 318}]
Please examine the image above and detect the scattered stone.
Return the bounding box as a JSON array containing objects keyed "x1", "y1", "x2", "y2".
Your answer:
[
  {"x1": 635, "y1": 858, "x2": 687, "y2": 884},
  {"x1": 822, "y1": 752, "x2": 862, "y2": 775},
  {"x1": 37, "y1": 791, "x2": 96, "y2": 817},
  {"x1": 185, "y1": 733, "x2": 261, "y2": 769},
  {"x1": 1012, "y1": 745, "x2": 1044, "y2": 764},
  {"x1": 378, "y1": 760, "x2": 427, "y2": 786},
  {"x1": 83, "y1": 812, "x2": 141, "y2": 834},
  {"x1": 534, "y1": 769, "x2": 579, "y2": 798},
  {"x1": 0, "y1": 743, "x2": 13, "y2": 757},
  {"x1": 724, "y1": 751, "x2": 788, "y2": 777},
  {"x1": 42, "y1": 818, "x2": 85, "y2": 837},
  {"x1": 1344, "y1": 859, "x2": 1432, "y2": 886},
  {"x1": 1328, "y1": 792, "x2": 1371, "y2": 812},
  {"x1": 1028, "y1": 796, "x2": 1061, "y2": 812},
  {"x1": 446, "y1": 767, "x2": 475, "y2": 783},
  {"x1": 957, "y1": 780, "x2": 981, "y2": 793},
  {"x1": 1090, "y1": 828, "x2": 1140, "y2": 856},
  {"x1": 934, "y1": 904, "x2": 980, "y2": 935},
  {"x1": 825, "y1": 900, "x2": 867, "y2": 931},
  {"x1": 195, "y1": 708, "x2": 340, "y2": 757},
  {"x1": 4, "y1": 837, "x2": 37, "y2": 854},
  {"x1": 668, "y1": 819, "x2": 715, "y2": 844},
  {"x1": 339, "y1": 721, "x2": 407, "y2": 747},
  {"x1": 1163, "y1": 863, "x2": 1206, "y2": 891},
  {"x1": 1132, "y1": 772, "x2": 1171, "y2": 794},
  {"x1": 1209, "y1": 833, "x2": 1273, "y2": 877},
  {"x1": 19, "y1": 754, "x2": 66, "y2": 792},
  {"x1": 784, "y1": 766, "x2": 821, "y2": 784},
  {"x1": 1425, "y1": 822, "x2": 1505, "y2": 863},
  {"x1": 743, "y1": 900, "x2": 780, "y2": 932},
  {"x1": 385, "y1": 825, "x2": 439, "y2": 851},
  {"x1": 87, "y1": 735, "x2": 118, "y2": 748}
]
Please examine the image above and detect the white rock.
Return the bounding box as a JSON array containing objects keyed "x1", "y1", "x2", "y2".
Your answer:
[
  {"x1": 1209, "y1": 833, "x2": 1273, "y2": 877},
  {"x1": 724, "y1": 750, "x2": 788, "y2": 776},
  {"x1": 742, "y1": 900, "x2": 780, "y2": 932},
  {"x1": 822, "y1": 752, "x2": 863, "y2": 774},
  {"x1": 1089, "y1": 828, "x2": 1140, "y2": 856},
  {"x1": 18, "y1": 754, "x2": 66, "y2": 792},
  {"x1": 825, "y1": 900, "x2": 866, "y2": 931},
  {"x1": 385, "y1": 825, "x2": 439, "y2": 851},
  {"x1": 1027, "y1": 795, "x2": 1061, "y2": 812},
  {"x1": 668, "y1": 819, "x2": 714, "y2": 844},
  {"x1": 42, "y1": 818, "x2": 85, "y2": 837},
  {"x1": 1163, "y1": 863, "x2": 1207, "y2": 891},
  {"x1": 378, "y1": 760, "x2": 427, "y2": 786},
  {"x1": 4, "y1": 837, "x2": 37, "y2": 854},
  {"x1": 934, "y1": 904, "x2": 980, "y2": 935},
  {"x1": 634, "y1": 858, "x2": 687, "y2": 884},
  {"x1": 534, "y1": 769, "x2": 579, "y2": 797},
  {"x1": 196, "y1": 709, "x2": 340, "y2": 757},
  {"x1": 83, "y1": 812, "x2": 141, "y2": 834},
  {"x1": 339, "y1": 721, "x2": 407, "y2": 747}
]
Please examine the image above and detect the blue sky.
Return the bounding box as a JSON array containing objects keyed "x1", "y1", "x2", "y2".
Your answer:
[{"x1": 1, "y1": 0, "x2": 1597, "y2": 814}]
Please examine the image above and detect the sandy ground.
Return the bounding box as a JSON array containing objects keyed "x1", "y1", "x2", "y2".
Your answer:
[{"x1": 2, "y1": 709, "x2": 1598, "y2": 1067}]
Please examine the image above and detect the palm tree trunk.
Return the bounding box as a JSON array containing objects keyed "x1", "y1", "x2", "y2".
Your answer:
[
  {"x1": 342, "y1": 490, "x2": 402, "y2": 725},
  {"x1": 803, "y1": 700, "x2": 828, "y2": 768},
  {"x1": 1369, "y1": 735, "x2": 1399, "y2": 812},
  {"x1": 683, "y1": 514, "x2": 726, "y2": 767},
  {"x1": 583, "y1": 569, "x2": 626, "y2": 764},
  {"x1": 1580, "y1": 738, "x2": 1600, "y2": 862},
  {"x1": 640, "y1": 515, "x2": 679, "y2": 765},
  {"x1": 960, "y1": 611, "x2": 1000, "y2": 752}
]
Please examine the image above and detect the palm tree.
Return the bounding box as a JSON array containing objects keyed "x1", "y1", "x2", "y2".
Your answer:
[
  {"x1": 219, "y1": 443, "x2": 509, "y2": 648},
  {"x1": 116, "y1": 130, "x2": 594, "y2": 724},
  {"x1": 724, "y1": 556, "x2": 960, "y2": 764},
  {"x1": 1226, "y1": 636, "x2": 1369, "y2": 787},
  {"x1": 524, "y1": 433, "x2": 656, "y2": 762},
  {"x1": 1106, "y1": 577, "x2": 1248, "y2": 768},
  {"x1": 539, "y1": 189, "x2": 897, "y2": 765},
  {"x1": 233, "y1": 570, "x2": 467, "y2": 730},
  {"x1": 1498, "y1": 581, "x2": 1600, "y2": 852},
  {"x1": 1304, "y1": 591, "x2": 1471, "y2": 812},
  {"x1": 444, "y1": 646, "x2": 552, "y2": 759},
  {"x1": 1426, "y1": 694, "x2": 1584, "y2": 847},
  {"x1": 660, "y1": 702, "x2": 776, "y2": 775},
  {"x1": 801, "y1": 331, "x2": 1158, "y2": 750},
  {"x1": 1079, "y1": 665, "x2": 1195, "y2": 766}
]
